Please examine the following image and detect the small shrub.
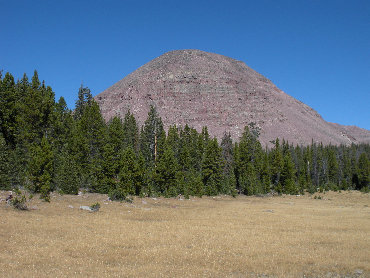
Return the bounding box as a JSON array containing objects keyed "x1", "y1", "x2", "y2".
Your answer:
[
  {"x1": 40, "y1": 184, "x2": 50, "y2": 202},
  {"x1": 231, "y1": 188, "x2": 237, "y2": 198},
  {"x1": 109, "y1": 188, "x2": 133, "y2": 203},
  {"x1": 307, "y1": 186, "x2": 316, "y2": 194},
  {"x1": 89, "y1": 202, "x2": 100, "y2": 212},
  {"x1": 9, "y1": 189, "x2": 32, "y2": 210},
  {"x1": 109, "y1": 188, "x2": 127, "y2": 201}
]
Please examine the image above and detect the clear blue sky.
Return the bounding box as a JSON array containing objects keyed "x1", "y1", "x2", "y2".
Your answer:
[{"x1": 1, "y1": 0, "x2": 369, "y2": 129}]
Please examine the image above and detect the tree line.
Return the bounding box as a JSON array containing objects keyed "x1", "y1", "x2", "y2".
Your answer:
[{"x1": 0, "y1": 71, "x2": 369, "y2": 201}]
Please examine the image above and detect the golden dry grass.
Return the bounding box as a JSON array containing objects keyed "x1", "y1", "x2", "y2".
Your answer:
[{"x1": 1, "y1": 191, "x2": 369, "y2": 277}]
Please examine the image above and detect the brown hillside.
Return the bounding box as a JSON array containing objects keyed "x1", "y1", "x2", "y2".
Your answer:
[{"x1": 95, "y1": 49, "x2": 370, "y2": 146}]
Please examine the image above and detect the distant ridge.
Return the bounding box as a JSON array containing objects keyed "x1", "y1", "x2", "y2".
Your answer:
[{"x1": 95, "y1": 49, "x2": 370, "y2": 146}]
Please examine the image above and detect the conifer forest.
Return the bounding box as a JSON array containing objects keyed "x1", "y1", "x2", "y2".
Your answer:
[{"x1": 1, "y1": 71, "x2": 369, "y2": 201}]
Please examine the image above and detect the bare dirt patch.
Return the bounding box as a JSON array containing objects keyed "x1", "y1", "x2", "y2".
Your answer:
[{"x1": 1, "y1": 191, "x2": 369, "y2": 277}]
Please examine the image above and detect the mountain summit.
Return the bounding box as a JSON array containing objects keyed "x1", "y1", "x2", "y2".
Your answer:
[{"x1": 95, "y1": 49, "x2": 370, "y2": 145}]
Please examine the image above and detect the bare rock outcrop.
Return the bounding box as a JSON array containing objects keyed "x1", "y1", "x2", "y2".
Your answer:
[{"x1": 95, "y1": 49, "x2": 370, "y2": 146}]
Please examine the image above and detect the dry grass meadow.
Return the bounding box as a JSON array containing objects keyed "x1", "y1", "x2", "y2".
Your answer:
[{"x1": 1, "y1": 190, "x2": 369, "y2": 278}]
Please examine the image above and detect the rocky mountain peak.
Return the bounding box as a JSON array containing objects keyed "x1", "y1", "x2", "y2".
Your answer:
[{"x1": 95, "y1": 50, "x2": 370, "y2": 146}]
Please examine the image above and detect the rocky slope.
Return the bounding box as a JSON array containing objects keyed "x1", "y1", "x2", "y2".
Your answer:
[{"x1": 95, "y1": 49, "x2": 370, "y2": 146}]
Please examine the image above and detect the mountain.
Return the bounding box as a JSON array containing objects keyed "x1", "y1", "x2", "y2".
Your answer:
[{"x1": 95, "y1": 49, "x2": 370, "y2": 146}]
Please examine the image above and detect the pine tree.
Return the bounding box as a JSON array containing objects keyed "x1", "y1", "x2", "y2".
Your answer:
[
  {"x1": 54, "y1": 148, "x2": 79, "y2": 194},
  {"x1": 261, "y1": 152, "x2": 271, "y2": 193},
  {"x1": 241, "y1": 162, "x2": 260, "y2": 195},
  {"x1": 122, "y1": 110, "x2": 139, "y2": 151},
  {"x1": 51, "y1": 96, "x2": 74, "y2": 152},
  {"x1": 154, "y1": 144, "x2": 179, "y2": 196},
  {"x1": 220, "y1": 132, "x2": 236, "y2": 194},
  {"x1": 31, "y1": 70, "x2": 41, "y2": 89},
  {"x1": 0, "y1": 72, "x2": 18, "y2": 147},
  {"x1": 74, "y1": 85, "x2": 92, "y2": 120},
  {"x1": 98, "y1": 142, "x2": 119, "y2": 193},
  {"x1": 167, "y1": 125, "x2": 180, "y2": 158},
  {"x1": 357, "y1": 153, "x2": 370, "y2": 190},
  {"x1": 236, "y1": 126, "x2": 264, "y2": 195},
  {"x1": 221, "y1": 132, "x2": 234, "y2": 177},
  {"x1": 108, "y1": 116, "x2": 125, "y2": 153},
  {"x1": 28, "y1": 136, "x2": 54, "y2": 201},
  {"x1": 271, "y1": 138, "x2": 284, "y2": 193},
  {"x1": 303, "y1": 145, "x2": 313, "y2": 191},
  {"x1": 340, "y1": 147, "x2": 352, "y2": 190},
  {"x1": 73, "y1": 99, "x2": 107, "y2": 191},
  {"x1": 16, "y1": 71, "x2": 55, "y2": 145},
  {"x1": 179, "y1": 125, "x2": 203, "y2": 172},
  {"x1": 281, "y1": 151, "x2": 297, "y2": 194},
  {"x1": 0, "y1": 133, "x2": 11, "y2": 189},
  {"x1": 178, "y1": 139, "x2": 192, "y2": 172},
  {"x1": 186, "y1": 170, "x2": 204, "y2": 197},
  {"x1": 118, "y1": 147, "x2": 144, "y2": 195},
  {"x1": 201, "y1": 138, "x2": 223, "y2": 195},
  {"x1": 327, "y1": 147, "x2": 339, "y2": 187},
  {"x1": 139, "y1": 105, "x2": 166, "y2": 165}
]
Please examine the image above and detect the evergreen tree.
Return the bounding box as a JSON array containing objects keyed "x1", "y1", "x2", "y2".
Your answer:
[
  {"x1": 236, "y1": 126, "x2": 264, "y2": 195},
  {"x1": 281, "y1": 151, "x2": 297, "y2": 194},
  {"x1": 73, "y1": 99, "x2": 107, "y2": 191},
  {"x1": 31, "y1": 70, "x2": 41, "y2": 89},
  {"x1": 154, "y1": 144, "x2": 179, "y2": 196},
  {"x1": 16, "y1": 71, "x2": 55, "y2": 145},
  {"x1": 271, "y1": 138, "x2": 284, "y2": 193},
  {"x1": 0, "y1": 72, "x2": 18, "y2": 147},
  {"x1": 74, "y1": 85, "x2": 92, "y2": 120},
  {"x1": 28, "y1": 136, "x2": 53, "y2": 201},
  {"x1": 122, "y1": 110, "x2": 139, "y2": 151},
  {"x1": 178, "y1": 138, "x2": 192, "y2": 172},
  {"x1": 98, "y1": 142, "x2": 119, "y2": 193},
  {"x1": 179, "y1": 125, "x2": 203, "y2": 172},
  {"x1": 240, "y1": 162, "x2": 260, "y2": 195},
  {"x1": 201, "y1": 138, "x2": 223, "y2": 195},
  {"x1": 339, "y1": 147, "x2": 352, "y2": 190},
  {"x1": 50, "y1": 96, "x2": 74, "y2": 152},
  {"x1": 261, "y1": 152, "x2": 271, "y2": 193},
  {"x1": 303, "y1": 145, "x2": 313, "y2": 191},
  {"x1": 186, "y1": 170, "x2": 204, "y2": 197},
  {"x1": 327, "y1": 147, "x2": 339, "y2": 186},
  {"x1": 201, "y1": 126, "x2": 210, "y2": 144},
  {"x1": 221, "y1": 132, "x2": 234, "y2": 177},
  {"x1": 118, "y1": 147, "x2": 144, "y2": 195},
  {"x1": 54, "y1": 148, "x2": 79, "y2": 194},
  {"x1": 357, "y1": 153, "x2": 370, "y2": 190},
  {"x1": 294, "y1": 145, "x2": 306, "y2": 192},
  {"x1": 108, "y1": 116, "x2": 125, "y2": 153},
  {"x1": 167, "y1": 125, "x2": 180, "y2": 158},
  {"x1": 139, "y1": 105, "x2": 165, "y2": 165},
  {"x1": 221, "y1": 132, "x2": 236, "y2": 194},
  {"x1": 0, "y1": 133, "x2": 11, "y2": 189}
]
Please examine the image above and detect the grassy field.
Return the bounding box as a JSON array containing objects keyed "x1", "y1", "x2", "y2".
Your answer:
[{"x1": 1, "y1": 190, "x2": 369, "y2": 278}]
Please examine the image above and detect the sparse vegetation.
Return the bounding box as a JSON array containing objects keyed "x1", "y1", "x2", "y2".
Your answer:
[
  {"x1": 1, "y1": 190, "x2": 369, "y2": 277},
  {"x1": 89, "y1": 202, "x2": 100, "y2": 211},
  {"x1": 108, "y1": 188, "x2": 133, "y2": 202},
  {"x1": 8, "y1": 189, "x2": 32, "y2": 210}
]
